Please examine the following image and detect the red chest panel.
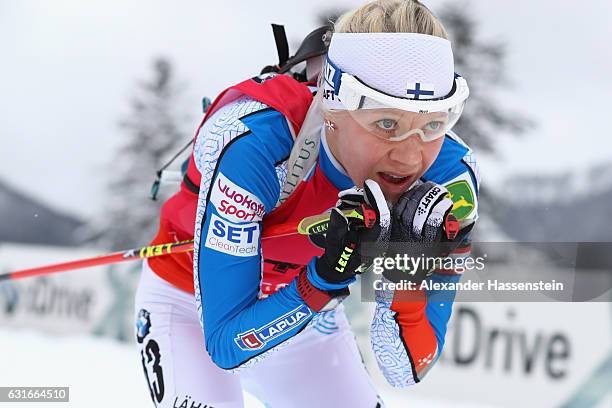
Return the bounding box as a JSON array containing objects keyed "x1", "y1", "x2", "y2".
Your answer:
[
  {"x1": 260, "y1": 164, "x2": 339, "y2": 295},
  {"x1": 147, "y1": 75, "x2": 338, "y2": 295}
]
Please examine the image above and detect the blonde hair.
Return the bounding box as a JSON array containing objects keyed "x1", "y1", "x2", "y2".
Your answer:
[
  {"x1": 334, "y1": 0, "x2": 447, "y2": 39},
  {"x1": 317, "y1": 1, "x2": 448, "y2": 116}
]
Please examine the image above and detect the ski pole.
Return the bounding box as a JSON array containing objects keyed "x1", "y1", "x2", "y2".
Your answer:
[
  {"x1": 0, "y1": 209, "x2": 366, "y2": 282},
  {"x1": 0, "y1": 240, "x2": 195, "y2": 282}
]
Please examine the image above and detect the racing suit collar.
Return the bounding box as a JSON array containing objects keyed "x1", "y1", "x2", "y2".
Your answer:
[{"x1": 319, "y1": 129, "x2": 354, "y2": 191}]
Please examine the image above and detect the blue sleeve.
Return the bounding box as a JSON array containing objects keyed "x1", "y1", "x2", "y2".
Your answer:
[
  {"x1": 194, "y1": 107, "x2": 315, "y2": 370},
  {"x1": 424, "y1": 131, "x2": 480, "y2": 357}
]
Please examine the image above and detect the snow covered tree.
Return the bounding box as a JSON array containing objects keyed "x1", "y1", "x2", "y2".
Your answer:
[
  {"x1": 94, "y1": 57, "x2": 192, "y2": 250},
  {"x1": 438, "y1": 1, "x2": 533, "y2": 153}
]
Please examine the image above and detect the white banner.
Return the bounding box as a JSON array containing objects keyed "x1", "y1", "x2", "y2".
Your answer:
[
  {"x1": 0, "y1": 243, "x2": 139, "y2": 340},
  {"x1": 406, "y1": 301, "x2": 611, "y2": 407}
]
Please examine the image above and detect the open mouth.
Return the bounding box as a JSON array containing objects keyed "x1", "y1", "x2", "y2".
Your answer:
[{"x1": 378, "y1": 172, "x2": 412, "y2": 185}]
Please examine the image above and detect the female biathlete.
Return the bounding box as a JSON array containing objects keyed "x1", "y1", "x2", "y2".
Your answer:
[{"x1": 135, "y1": 1, "x2": 480, "y2": 407}]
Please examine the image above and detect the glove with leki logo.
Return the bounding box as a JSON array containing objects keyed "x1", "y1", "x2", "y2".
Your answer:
[
  {"x1": 297, "y1": 180, "x2": 391, "y2": 311},
  {"x1": 315, "y1": 179, "x2": 391, "y2": 286}
]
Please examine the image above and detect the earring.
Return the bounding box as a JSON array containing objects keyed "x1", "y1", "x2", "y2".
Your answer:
[{"x1": 325, "y1": 120, "x2": 336, "y2": 132}]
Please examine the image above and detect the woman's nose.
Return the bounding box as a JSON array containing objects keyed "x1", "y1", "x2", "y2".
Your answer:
[{"x1": 388, "y1": 135, "x2": 423, "y2": 165}]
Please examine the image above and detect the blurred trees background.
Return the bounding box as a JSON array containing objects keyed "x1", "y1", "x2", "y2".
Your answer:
[
  {"x1": 437, "y1": 2, "x2": 533, "y2": 153},
  {"x1": 92, "y1": 58, "x2": 193, "y2": 250}
]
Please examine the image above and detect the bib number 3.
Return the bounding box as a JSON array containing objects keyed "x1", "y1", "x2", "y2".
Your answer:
[{"x1": 141, "y1": 339, "x2": 165, "y2": 404}]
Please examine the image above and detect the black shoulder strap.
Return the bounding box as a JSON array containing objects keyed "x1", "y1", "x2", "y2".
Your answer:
[{"x1": 271, "y1": 24, "x2": 290, "y2": 68}]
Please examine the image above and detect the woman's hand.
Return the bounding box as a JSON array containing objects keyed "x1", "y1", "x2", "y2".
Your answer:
[
  {"x1": 298, "y1": 180, "x2": 391, "y2": 312},
  {"x1": 313, "y1": 179, "x2": 391, "y2": 287},
  {"x1": 385, "y1": 181, "x2": 456, "y2": 283},
  {"x1": 392, "y1": 181, "x2": 454, "y2": 243}
]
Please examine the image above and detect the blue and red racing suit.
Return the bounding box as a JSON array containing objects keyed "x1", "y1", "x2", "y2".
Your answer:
[{"x1": 147, "y1": 73, "x2": 480, "y2": 386}]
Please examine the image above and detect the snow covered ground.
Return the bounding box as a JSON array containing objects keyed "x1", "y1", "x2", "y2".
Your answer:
[
  {"x1": 0, "y1": 328, "x2": 488, "y2": 408},
  {"x1": 0, "y1": 328, "x2": 264, "y2": 408}
]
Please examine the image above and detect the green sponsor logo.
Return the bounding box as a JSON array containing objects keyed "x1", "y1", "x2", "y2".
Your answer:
[{"x1": 446, "y1": 180, "x2": 475, "y2": 220}]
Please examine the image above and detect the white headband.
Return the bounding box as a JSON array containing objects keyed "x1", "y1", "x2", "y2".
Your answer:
[{"x1": 323, "y1": 32, "x2": 456, "y2": 110}]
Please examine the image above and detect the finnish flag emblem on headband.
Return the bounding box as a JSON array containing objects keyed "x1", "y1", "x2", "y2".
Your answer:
[
  {"x1": 323, "y1": 32, "x2": 457, "y2": 110},
  {"x1": 406, "y1": 82, "x2": 436, "y2": 100}
]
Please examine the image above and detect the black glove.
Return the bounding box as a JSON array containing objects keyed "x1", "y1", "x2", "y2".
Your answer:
[
  {"x1": 314, "y1": 179, "x2": 391, "y2": 287},
  {"x1": 385, "y1": 181, "x2": 459, "y2": 283}
]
